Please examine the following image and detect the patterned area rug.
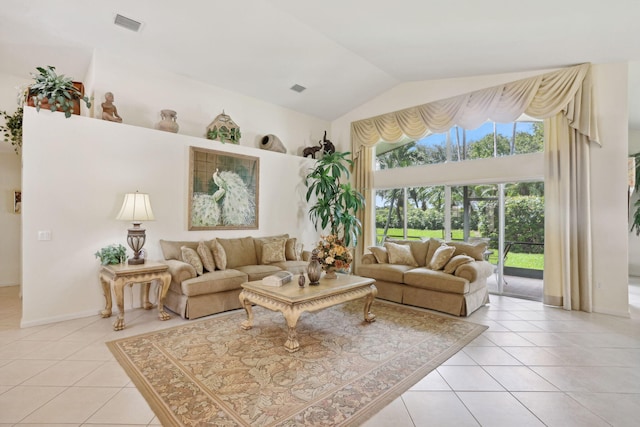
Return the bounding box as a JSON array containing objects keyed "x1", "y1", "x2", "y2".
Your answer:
[{"x1": 107, "y1": 300, "x2": 487, "y2": 426}]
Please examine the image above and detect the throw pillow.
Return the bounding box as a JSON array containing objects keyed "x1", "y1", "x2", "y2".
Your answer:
[
  {"x1": 262, "y1": 239, "x2": 286, "y2": 264},
  {"x1": 181, "y1": 246, "x2": 204, "y2": 276},
  {"x1": 447, "y1": 240, "x2": 488, "y2": 261},
  {"x1": 384, "y1": 242, "x2": 418, "y2": 266},
  {"x1": 197, "y1": 240, "x2": 216, "y2": 272},
  {"x1": 285, "y1": 238, "x2": 298, "y2": 260},
  {"x1": 368, "y1": 246, "x2": 389, "y2": 264},
  {"x1": 428, "y1": 244, "x2": 456, "y2": 270},
  {"x1": 443, "y1": 254, "x2": 475, "y2": 274},
  {"x1": 212, "y1": 239, "x2": 227, "y2": 270}
]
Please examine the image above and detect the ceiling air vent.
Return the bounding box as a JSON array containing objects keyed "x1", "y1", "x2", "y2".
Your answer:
[
  {"x1": 114, "y1": 14, "x2": 142, "y2": 32},
  {"x1": 290, "y1": 84, "x2": 306, "y2": 93}
]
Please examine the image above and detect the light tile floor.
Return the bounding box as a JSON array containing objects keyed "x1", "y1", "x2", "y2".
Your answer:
[{"x1": 1, "y1": 281, "x2": 639, "y2": 426}]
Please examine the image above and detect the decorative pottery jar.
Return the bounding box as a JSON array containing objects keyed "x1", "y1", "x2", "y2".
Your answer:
[
  {"x1": 324, "y1": 267, "x2": 337, "y2": 280},
  {"x1": 158, "y1": 109, "x2": 179, "y2": 133},
  {"x1": 298, "y1": 274, "x2": 306, "y2": 287},
  {"x1": 307, "y1": 249, "x2": 322, "y2": 285}
]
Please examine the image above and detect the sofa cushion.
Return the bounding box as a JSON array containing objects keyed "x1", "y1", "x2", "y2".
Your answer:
[
  {"x1": 160, "y1": 240, "x2": 198, "y2": 261},
  {"x1": 428, "y1": 244, "x2": 456, "y2": 270},
  {"x1": 218, "y1": 236, "x2": 257, "y2": 268},
  {"x1": 404, "y1": 268, "x2": 471, "y2": 294},
  {"x1": 385, "y1": 238, "x2": 429, "y2": 266},
  {"x1": 254, "y1": 234, "x2": 289, "y2": 264},
  {"x1": 384, "y1": 241, "x2": 418, "y2": 266},
  {"x1": 443, "y1": 254, "x2": 475, "y2": 274},
  {"x1": 181, "y1": 269, "x2": 248, "y2": 296},
  {"x1": 261, "y1": 239, "x2": 287, "y2": 264},
  {"x1": 424, "y1": 238, "x2": 444, "y2": 266},
  {"x1": 212, "y1": 239, "x2": 227, "y2": 270},
  {"x1": 181, "y1": 246, "x2": 204, "y2": 276},
  {"x1": 285, "y1": 238, "x2": 299, "y2": 260},
  {"x1": 197, "y1": 241, "x2": 216, "y2": 272},
  {"x1": 357, "y1": 263, "x2": 414, "y2": 283},
  {"x1": 235, "y1": 264, "x2": 283, "y2": 281},
  {"x1": 368, "y1": 246, "x2": 389, "y2": 264},
  {"x1": 447, "y1": 240, "x2": 488, "y2": 261}
]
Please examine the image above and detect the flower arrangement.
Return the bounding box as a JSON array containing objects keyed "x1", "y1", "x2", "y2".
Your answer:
[{"x1": 315, "y1": 234, "x2": 353, "y2": 272}]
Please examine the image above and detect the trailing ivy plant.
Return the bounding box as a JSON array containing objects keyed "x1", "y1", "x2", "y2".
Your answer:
[
  {"x1": 207, "y1": 125, "x2": 241, "y2": 144},
  {"x1": 0, "y1": 107, "x2": 22, "y2": 155},
  {"x1": 94, "y1": 244, "x2": 128, "y2": 265}
]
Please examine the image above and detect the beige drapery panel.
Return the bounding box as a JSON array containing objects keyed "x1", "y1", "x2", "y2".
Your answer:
[{"x1": 351, "y1": 63, "x2": 598, "y2": 310}]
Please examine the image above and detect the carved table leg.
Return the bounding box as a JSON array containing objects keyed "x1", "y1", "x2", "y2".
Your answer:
[
  {"x1": 363, "y1": 284, "x2": 378, "y2": 323},
  {"x1": 239, "y1": 291, "x2": 254, "y2": 330},
  {"x1": 142, "y1": 282, "x2": 153, "y2": 310},
  {"x1": 283, "y1": 309, "x2": 303, "y2": 352},
  {"x1": 99, "y1": 274, "x2": 113, "y2": 318},
  {"x1": 157, "y1": 273, "x2": 171, "y2": 321},
  {"x1": 112, "y1": 278, "x2": 126, "y2": 331}
]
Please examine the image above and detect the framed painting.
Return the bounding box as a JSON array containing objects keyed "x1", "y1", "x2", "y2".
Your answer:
[
  {"x1": 189, "y1": 146, "x2": 259, "y2": 230},
  {"x1": 14, "y1": 191, "x2": 21, "y2": 214}
]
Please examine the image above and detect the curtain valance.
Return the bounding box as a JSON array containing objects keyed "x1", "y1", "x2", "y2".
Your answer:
[{"x1": 351, "y1": 63, "x2": 599, "y2": 153}]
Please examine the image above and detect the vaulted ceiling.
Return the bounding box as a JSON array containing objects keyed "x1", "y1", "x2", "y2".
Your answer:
[{"x1": 1, "y1": 0, "x2": 639, "y2": 125}]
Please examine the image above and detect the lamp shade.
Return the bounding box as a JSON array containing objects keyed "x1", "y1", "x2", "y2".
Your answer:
[{"x1": 116, "y1": 192, "x2": 155, "y2": 222}]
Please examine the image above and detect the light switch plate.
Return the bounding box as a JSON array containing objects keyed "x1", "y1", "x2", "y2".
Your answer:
[{"x1": 37, "y1": 230, "x2": 51, "y2": 241}]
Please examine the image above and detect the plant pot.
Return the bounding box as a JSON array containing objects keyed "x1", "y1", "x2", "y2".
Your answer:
[{"x1": 27, "y1": 82, "x2": 85, "y2": 116}]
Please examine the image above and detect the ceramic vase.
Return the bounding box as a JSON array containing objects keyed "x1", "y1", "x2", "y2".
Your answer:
[
  {"x1": 324, "y1": 267, "x2": 337, "y2": 280},
  {"x1": 307, "y1": 249, "x2": 322, "y2": 285},
  {"x1": 158, "y1": 109, "x2": 179, "y2": 133}
]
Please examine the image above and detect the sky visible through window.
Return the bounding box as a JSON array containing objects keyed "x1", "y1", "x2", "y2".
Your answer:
[{"x1": 417, "y1": 121, "x2": 535, "y2": 147}]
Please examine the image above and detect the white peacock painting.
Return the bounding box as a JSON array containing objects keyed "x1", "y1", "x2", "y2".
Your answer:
[{"x1": 191, "y1": 168, "x2": 256, "y2": 227}]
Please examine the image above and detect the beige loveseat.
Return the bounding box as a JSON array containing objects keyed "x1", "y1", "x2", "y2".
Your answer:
[
  {"x1": 357, "y1": 238, "x2": 493, "y2": 316},
  {"x1": 160, "y1": 234, "x2": 308, "y2": 319}
]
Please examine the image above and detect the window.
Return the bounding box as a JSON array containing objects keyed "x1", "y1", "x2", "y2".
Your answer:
[{"x1": 375, "y1": 120, "x2": 543, "y2": 170}]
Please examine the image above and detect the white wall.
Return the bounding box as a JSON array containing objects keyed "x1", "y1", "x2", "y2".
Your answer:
[
  {"x1": 87, "y1": 50, "x2": 329, "y2": 155},
  {"x1": 629, "y1": 129, "x2": 640, "y2": 276},
  {"x1": 0, "y1": 71, "x2": 30, "y2": 286},
  {"x1": 19, "y1": 48, "x2": 335, "y2": 326},
  {"x1": 21, "y1": 108, "x2": 322, "y2": 326},
  {"x1": 0, "y1": 153, "x2": 21, "y2": 286},
  {"x1": 590, "y1": 63, "x2": 629, "y2": 315},
  {"x1": 333, "y1": 63, "x2": 631, "y2": 317}
]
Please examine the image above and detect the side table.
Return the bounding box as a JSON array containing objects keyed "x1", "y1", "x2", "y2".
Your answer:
[{"x1": 99, "y1": 261, "x2": 171, "y2": 331}]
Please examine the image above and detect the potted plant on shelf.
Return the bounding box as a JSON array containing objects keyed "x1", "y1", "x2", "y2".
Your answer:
[
  {"x1": 0, "y1": 107, "x2": 23, "y2": 155},
  {"x1": 304, "y1": 151, "x2": 365, "y2": 248},
  {"x1": 27, "y1": 66, "x2": 91, "y2": 118}
]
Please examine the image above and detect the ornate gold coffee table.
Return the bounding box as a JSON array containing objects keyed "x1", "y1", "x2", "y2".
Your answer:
[{"x1": 239, "y1": 273, "x2": 377, "y2": 352}]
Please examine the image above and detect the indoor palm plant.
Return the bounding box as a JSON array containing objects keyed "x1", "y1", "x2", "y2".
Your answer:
[
  {"x1": 304, "y1": 151, "x2": 364, "y2": 248},
  {"x1": 28, "y1": 66, "x2": 91, "y2": 118}
]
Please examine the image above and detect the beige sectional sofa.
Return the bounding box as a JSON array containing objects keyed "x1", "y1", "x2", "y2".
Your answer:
[
  {"x1": 160, "y1": 234, "x2": 308, "y2": 319},
  {"x1": 357, "y1": 238, "x2": 493, "y2": 316}
]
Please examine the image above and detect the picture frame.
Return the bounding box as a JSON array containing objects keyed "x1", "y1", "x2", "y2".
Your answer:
[
  {"x1": 14, "y1": 191, "x2": 21, "y2": 214},
  {"x1": 189, "y1": 146, "x2": 259, "y2": 230}
]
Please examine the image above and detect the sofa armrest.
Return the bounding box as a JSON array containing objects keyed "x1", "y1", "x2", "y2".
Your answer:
[
  {"x1": 163, "y1": 259, "x2": 197, "y2": 283},
  {"x1": 361, "y1": 253, "x2": 377, "y2": 264},
  {"x1": 454, "y1": 260, "x2": 493, "y2": 282}
]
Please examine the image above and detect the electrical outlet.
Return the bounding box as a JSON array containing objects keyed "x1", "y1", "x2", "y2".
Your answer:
[{"x1": 597, "y1": 281, "x2": 603, "y2": 289}]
